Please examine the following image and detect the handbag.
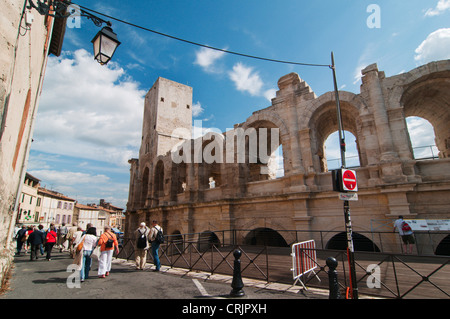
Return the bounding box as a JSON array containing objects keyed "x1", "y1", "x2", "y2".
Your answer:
[{"x1": 76, "y1": 236, "x2": 85, "y2": 253}]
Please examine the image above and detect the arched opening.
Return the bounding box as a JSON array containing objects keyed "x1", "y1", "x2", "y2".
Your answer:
[
  {"x1": 401, "y1": 74, "x2": 450, "y2": 158},
  {"x1": 198, "y1": 231, "x2": 221, "y2": 252},
  {"x1": 244, "y1": 228, "x2": 288, "y2": 247},
  {"x1": 154, "y1": 160, "x2": 164, "y2": 198},
  {"x1": 324, "y1": 130, "x2": 360, "y2": 171},
  {"x1": 169, "y1": 230, "x2": 184, "y2": 255},
  {"x1": 171, "y1": 162, "x2": 187, "y2": 194},
  {"x1": 435, "y1": 235, "x2": 450, "y2": 256},
  {"x1": 309, "y1": 100, "x2": 361, "y2": 173},
  {"x1": 141, "y1": 167, "x2": 149, "y2": 206},
  {"x1": 405, "y1": 116, "x2": 439, "y2": 160},
  {"x1": 326, "y1": 232, "x2": 380, "y2": 252},
  {"x1": 200, "y1": 135, "x2": 223, "y2": 190},
  {"x1": 244, "y1": 120, "x2": 284, "y2": 182}
]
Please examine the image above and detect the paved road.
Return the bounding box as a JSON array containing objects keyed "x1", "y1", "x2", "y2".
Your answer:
[{"x1": 1, "y1": 250, "x2": 328, "y2": 315}]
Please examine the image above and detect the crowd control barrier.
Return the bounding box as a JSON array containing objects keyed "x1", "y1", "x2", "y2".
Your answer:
[{"x1": 291, "y1": 240, "x2": 321, "y2": 289}]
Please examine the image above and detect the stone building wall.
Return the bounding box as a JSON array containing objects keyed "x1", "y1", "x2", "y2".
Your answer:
[{"x1": 0, "y1": 0, "x2": 65, "y2": 288}]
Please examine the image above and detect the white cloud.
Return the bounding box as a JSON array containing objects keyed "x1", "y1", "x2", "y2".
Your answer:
[
  {"x1": 228, "y1": 63, "x2": 264, "y2": 96},
  {"x1": 414, "y1": 28, "x2": 450, "y2": 64},
  {"x1": 194, "y1": 47, "x2": 226, "y2": 73},
  {"x1": 34, "y1": 49, "x2": 146, "y2": 167},
  {"x1": 192, "y1": 101, "x2": 204, "y2": 117},
  {"x1": 28, "y1": 169, "x2": 110, "y2": 186},
  {"x1": 425, "y1": 0, "x2": 450, "y2": 16}
]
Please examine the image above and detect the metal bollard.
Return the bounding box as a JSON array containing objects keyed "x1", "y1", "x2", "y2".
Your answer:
[
  {"x1": 230, "y1": 249, "x2": 245, "y2": 297},
  {"x1": 326, "y1": 257, "x2": 341, "y2": 299}
]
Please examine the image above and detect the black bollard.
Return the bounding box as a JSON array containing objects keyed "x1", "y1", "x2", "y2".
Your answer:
[
  {"x1": 326, "y1": 257, "x2": 341, "y2": 299},
  {"x1": 230, "y1": 249, "x2": 245, "y2": 297}
]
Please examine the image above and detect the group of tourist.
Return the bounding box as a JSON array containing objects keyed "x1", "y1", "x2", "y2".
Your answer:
[
  {"x1": 14, "y1": 220, "x2": 164, "y2": 283},
  {"x1": 15, "y1": 224, "x2": 59, "y2": 260}
]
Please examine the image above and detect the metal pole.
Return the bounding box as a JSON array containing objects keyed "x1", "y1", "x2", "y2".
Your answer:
[
  {"x1": 331, "y1": 52, "x2": 346, "y2": 169},
  {"x1": 331, "y1": 52, "x2": 358, "y2": 299}
]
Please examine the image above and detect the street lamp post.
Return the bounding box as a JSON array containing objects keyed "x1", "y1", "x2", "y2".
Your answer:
[
  {"x1": 27, "y1": 0, "x2": 121, "y2": 65},
  {"x1": 330, "y1": 52, "x2": 358, "y2": 299}
]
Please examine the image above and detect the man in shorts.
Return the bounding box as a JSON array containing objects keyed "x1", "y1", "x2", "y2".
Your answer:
[{"x1": 393, "y1": 216, "x2": 415, "y2": 254}]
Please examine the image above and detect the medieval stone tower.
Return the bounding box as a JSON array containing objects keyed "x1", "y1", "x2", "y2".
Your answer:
[{"x1": 140, "y1": 77, "x2": 193, "y2": 159}]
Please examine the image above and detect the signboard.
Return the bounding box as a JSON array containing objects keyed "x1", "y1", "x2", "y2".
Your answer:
[
  {"x1": 339, "y1": 193, "x2": 358, "y2": 201},
  {"x1": 405, "y1": 219, "x2": 450, "y2": 231},
  {"x1": 342, "y1": 169, "x2": 358, "y2": 192}
]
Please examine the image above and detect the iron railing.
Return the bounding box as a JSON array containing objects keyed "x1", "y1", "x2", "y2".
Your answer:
[{"x1": 115, "y1": 230, "x2": 450, "y2": 299}]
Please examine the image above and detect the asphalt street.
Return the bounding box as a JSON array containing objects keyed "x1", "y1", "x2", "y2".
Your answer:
[{"x1": 0, "y1": 249, "x2": 329, "y2": 314}]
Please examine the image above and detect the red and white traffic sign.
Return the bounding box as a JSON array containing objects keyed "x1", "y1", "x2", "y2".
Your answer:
[{"x1": 342, "y1": 169, "x2": 358, "y2": 192}]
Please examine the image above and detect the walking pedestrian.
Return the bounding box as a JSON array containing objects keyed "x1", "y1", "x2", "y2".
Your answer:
[
  {"x1": 393, "y1": 216, "x2": 415, "y2": 254},
  {"x1": 45, "y1": 226, "x2": 57, "y2": 260},
  {"x1": 79, "y1": 227, "x2": 98, "y2": 282},
  {"x1": 36, "y1": 224, "x2": 45, "y2": 256},
  {"x1": 27, "y1": 226, "x2": 45, "y2": 261},
  {"x1": 97, "y1": 225, "x2": 119, "y2": 278},
  {"x1": 67, "y1": 223, "x2": 78, "y2": 257},
  {"x1": 57, "y1": 223, "x2": 68, "y2": 252},
  {"x1": 134, "y1": 222, "x2": 150, "y2": 270},
  {"x1": 15, "y1": 225, "x2": 27, "y2": 255},
  {"x1": 149, "y1": 220, "x2": 163, "y2": 272},
  {"x1": 70, "y1": 226, "x2": 83, "y2": 258}
]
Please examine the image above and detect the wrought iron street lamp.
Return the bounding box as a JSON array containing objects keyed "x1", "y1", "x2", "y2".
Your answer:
[
  {"x1": 91, "y1": 24, "x2": 121, "y2": 65},
  {"x1": 27, "y1": 0, "x2": 120, "y2": 65}
]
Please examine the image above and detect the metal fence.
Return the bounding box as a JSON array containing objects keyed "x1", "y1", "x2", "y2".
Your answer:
[{"x1": 115, "y1": 229, "x2": 450, "y2": 299}]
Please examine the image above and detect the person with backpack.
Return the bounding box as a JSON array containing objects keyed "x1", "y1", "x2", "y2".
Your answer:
[
  {"x1": 97, "y1": 225, "x2": 119, "y2": 278},
  {"x1": 134, "y1": 222, "x2": 150, "y2": 270},
  {"x1": 149, "y1": 220, "x2": 164, "y2": 272},
  {"x1": 393, "y1": 216, "x2": 415, "y2": 254}
]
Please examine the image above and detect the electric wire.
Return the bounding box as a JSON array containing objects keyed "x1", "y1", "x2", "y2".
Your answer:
[{"x1": 76, "y1": 4, "x2": 331, "y2": 69}]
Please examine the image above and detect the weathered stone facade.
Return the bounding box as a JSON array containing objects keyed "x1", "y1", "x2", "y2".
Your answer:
[
  {"x1": 0, "y1": 0, "x2": 66, "y2": 288},
  {"x1": 126, "y1": 60, "x2": 450, "y2": 254}
]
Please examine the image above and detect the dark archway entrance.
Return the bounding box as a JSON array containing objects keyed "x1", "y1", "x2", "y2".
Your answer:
[
  {"x1": 326, "y1": 232, "x2": 380, "y2": 252},
  {"x1": 198, "y1": 231, "x2": 220, "y2": 252},
  {"x1": 435, "y1": 235, "x2": 450, "y2": 256},
  {"x1": 244, "y1": 228, "x2": 288, "y2": 247}
]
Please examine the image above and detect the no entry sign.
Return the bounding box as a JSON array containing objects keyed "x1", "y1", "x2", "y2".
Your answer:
[{"x1": 342, "y1": 169, "x2": 357, "y2": 191}]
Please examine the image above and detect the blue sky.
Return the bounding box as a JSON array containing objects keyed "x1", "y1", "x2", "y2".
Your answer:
[{"x1": 27, "y1": 1, "x2": 450, "y2": 210}]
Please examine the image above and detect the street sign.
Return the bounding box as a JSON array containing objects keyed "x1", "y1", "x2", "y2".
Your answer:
[
  {"x1": 342, "y1": 169, "x2": 357, "y2": 192},
  {"x1": 339, "y1": 193, "x2": 358, "y2": 201}
]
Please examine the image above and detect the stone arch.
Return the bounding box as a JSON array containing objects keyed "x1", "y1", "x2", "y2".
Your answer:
[
  {"x1": 243, "y1": 228, "x2": 289, "y2": 247},
  {"x1": 326, "y1": 232, "x2": 380, "y2": 252},
  {"x1": 239, "y1": 119, "x2": 285, "y2": 182},
  {"x1": 307, "y1": 92, "x2": 364, "y2": 172},
  {"x1": 141, "y1": 166, "x2": 150, "y2": 206},
  {"x1": 154, "y1": 160, "x2": 165, "y2": 198},
  {"x1": 400, "y1": 70, "x2": 450, "y2": 158},
  {"x1": 197, "y1": 230, "x2": 221, "y2": 251},
  {"x1": 435, "y1": 234, "x2": 450, "y2": 256},
  {"x1": 199, "y1": 133, "x2": 224, "y2": 189}
]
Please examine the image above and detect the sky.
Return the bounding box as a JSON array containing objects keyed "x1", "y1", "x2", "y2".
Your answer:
[{"x1": 27, "y1": 0, "x2": 450, "y2": 210}]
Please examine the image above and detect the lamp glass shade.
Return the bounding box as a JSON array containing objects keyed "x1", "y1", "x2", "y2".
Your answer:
[{"x1": 91, "y1": 26, "x2": 121, "y2": 65}]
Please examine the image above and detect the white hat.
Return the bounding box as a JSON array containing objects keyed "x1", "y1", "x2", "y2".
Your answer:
[{"x1": 140, "y1": 222, "x2": 146, "y2": 227}]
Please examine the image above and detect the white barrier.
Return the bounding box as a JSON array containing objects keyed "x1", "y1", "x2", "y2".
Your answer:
[{"x1": 291, "y1": 240, "x2": 321, "y2": 289}]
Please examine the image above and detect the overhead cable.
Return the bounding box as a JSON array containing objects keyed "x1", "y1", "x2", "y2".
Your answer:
[{"x1": 76, "y1": 4, "x2": 331, "y2": 68}]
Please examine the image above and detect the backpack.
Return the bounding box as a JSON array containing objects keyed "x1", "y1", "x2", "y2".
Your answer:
[
  {"x1": 401, "y1": 221, "x2": 412, "y2": 233},
  {"x1": 154, "y1": 226, "x2": 164, "y2": 244},
  {"x1": 105, "y1": 232, "x2": 114, "y2": 248},
  {"x1": 137, "y1": 229, "x2": 147, "y2": 249}
]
